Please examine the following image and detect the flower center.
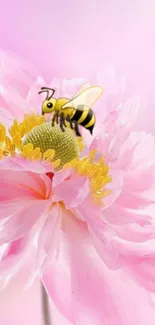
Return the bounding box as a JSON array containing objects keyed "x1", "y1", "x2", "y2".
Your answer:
[
  {"x1": 0, "y1": 113, "x2": 82, "y2": 169},
  {"x1": 0, "y1": 112, "x2": 112, "y2": 203},
  {"x1": 23, "y1": 122, "x2": 79, "y2": 169}
]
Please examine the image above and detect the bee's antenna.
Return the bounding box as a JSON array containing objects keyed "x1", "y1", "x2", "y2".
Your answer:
[
  {"x1": 38, "y1": 87, "x2": 55, "y2": 100},
  {"x1": 38, "y1": 89, "x2": 49, "y2": 100}
]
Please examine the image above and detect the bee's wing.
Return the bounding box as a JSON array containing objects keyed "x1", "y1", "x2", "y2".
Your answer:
[
  {"x1": 61, "y1": 86, "x2": 103, "y2": 110},
  {"x1": 74, "y1": 82, "x2": 92, "y2": 96}
]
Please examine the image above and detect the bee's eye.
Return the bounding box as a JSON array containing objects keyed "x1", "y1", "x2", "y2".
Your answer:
[{"x1": 47, "y1": 102, "x2": 53, "y2": 108}]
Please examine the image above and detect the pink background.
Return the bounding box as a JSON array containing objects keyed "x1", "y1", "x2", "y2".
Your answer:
[
  {"x1": 1, "y1": 0, "x2": 155, "y2": 133},
  {"x1": 0, "y1": 0, "x2": 155, "y2": 324}
]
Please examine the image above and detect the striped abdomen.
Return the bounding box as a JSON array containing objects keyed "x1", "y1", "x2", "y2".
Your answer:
[{"x1": 70, "y1": 105, "x2": 95, "y2": 134}]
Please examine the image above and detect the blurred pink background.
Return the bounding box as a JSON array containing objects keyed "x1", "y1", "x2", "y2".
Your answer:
[
  {"x1": 0, "y1": 0, "x2": 155, "y2": 133},
  {"x1": 0, "y1": 0, "x2": 155, "y2": 324}
]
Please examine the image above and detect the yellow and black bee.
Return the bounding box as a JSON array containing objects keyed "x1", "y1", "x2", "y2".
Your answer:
[{"x1": 38, "y1": 85, "x2": 103, "y2": 137}]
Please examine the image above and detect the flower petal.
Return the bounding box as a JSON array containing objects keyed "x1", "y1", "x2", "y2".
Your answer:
[
  {"x1": 42, "y1": 260, "x2": 75, "y2": 324},
  {"x1": 36, "y1": 203, "x2": 62, "y2": 270},
  {"x1": 102, "y1": 168, "x2": 123, "y2": 209},
  {"x1": 0, "y1": 169, "x2": 46, "y2": 201},
  {"x1": 0, "y1": 157, "x2": 52, "y2": 220},
  {"x1": 53, "y1": 175, "x2": 89, "y2": 208},
  {"x1": 42, "y1": 211, "x2": 75, "y2": 324},
  {"x1": 88, "y1": 225, "x2": 123, "y2": 269},
  {"x1": 57, "y1": 214, "x2": 155, "y2": 325},
  {"x1": 103, "y1": 202, "x2": 155, "y2": 226},
  {"x1": 0, "y1": 156, "x2": 52, "y2": 174},
  {"x1": 0, "y1": 200, "x2": 48, "y2": 245},
  {"x1": 131, "y1": 259, "x2": 155, "y2": 292},
  {"x1": 52, "y1": 168, "x2": 73, "y2": 188},
  {"x1": 0, "y1": 236, "x2": 30, "y2": 277}
]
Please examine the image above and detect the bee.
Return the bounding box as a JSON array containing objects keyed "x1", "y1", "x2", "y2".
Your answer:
[{"x1": 38, "y1": 85, "x2": 103, "y2": 137}]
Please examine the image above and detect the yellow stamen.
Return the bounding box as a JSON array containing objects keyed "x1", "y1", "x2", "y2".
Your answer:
[
  {"x1": 89, "y1": 148, "x2": 97, "y2": 161},
  {"x1": 0, "y1": 124, "x2": 15, "y2": 159},
  {"x1": 22, "y1": 143, "x2": 34, "y2": 159},
  {"x1": 65, "y1": 149, "x2": 112, "y2": 203},
  {"x1": 9, "y1": 113, "x2": 46, "y2": 141},
  {"x1": 0, "y1": 124, "x2": 6, "y2": 142},
  {"x1": 52, "y1": 159, "x2": 61, "y2": 169},
  {"x1": 0, "y1": 147, "x2": 3, "y2": 159},
  {"x1": 77, "y1": 137, "x2": 84, "y2": 152},
  {"x1": 5, "y1": 136, "x2": 13, "y2": 152},
  {"x1": 31, "y1": 147, "x2": 42, "y2": 160},
  {"x1": 12, "y1": 132, "x2": 22, "y2": 148},
  {"x1": 43, "y1": 149, "x2": 55, "y2": 161}
]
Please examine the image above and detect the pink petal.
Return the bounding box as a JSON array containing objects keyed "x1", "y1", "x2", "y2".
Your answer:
[
  {"x1": 54, "y1": 214, "x2": 155, "y2": 325},
  {"x1": 117, "y1": 190, "x2": 155, "y2": 209},
  {"x1": 74, "y1": 195, "x2": 101, "y2": 222},
  {"x1": 113, "y1": 236, "x2": 155, "y2": 260},
  {"x1": 131, "y1": 259, "x2": 155, "y2": 292},
  {"x1": 76, "y1": 196, "x2": 155, "y2": 269},
  {"x1": 74, "y1": 194, "x2": 123, "y2": 269},
  {"x1": 0, "y1": 169, "x2": 46, "y2": 201},
  {"x1": 87, "y1": 212, "x2": 155, "y2": 270},
  {"x1": 0, "y1": 200, "x2": 48, "y2": 245},
  {"x1": 0, "y1": 156, "x2": 53, "y2": 174},
  {"x1": 52, "y1": 168, "x2": 73, "y2": 188},
  {"x1": 36, "y1": 203, "x2": 62, "y2": 270},
  {"x1": 103, "y1": 203, "x2": 153, "y2": 225},
  {"x1": 42, "y1": 212, "x2": 75, "y2": 323},
  {"x1": 116, "y1": 132, "x2": 155, "y2": 170},
  {"x1": 73, "y1": 169, "x2": 123, "y2": 224},
  {"x1": 0, "y1": 157, "x2": 53, "y2": 218},
  {"x1": 53, "y1": 175, "x2": 89, "y2": 208},
  {"x1": 102, "y1": 168, "x2": 123, "y2": 209},
  {"x1": 0, "y1": 236, "x2": 30, "y2": 276},
  {"x1": 124, "y1": 169, "x2": 155, "y2": 192},
  {"x1": 43, "y1": 260, "x2": 75, "y2": 324},
  {"x1": 112, "y1": 223, "x2": 155, "y2": 242},
  {"x1": 0, "y1": 200, "x2": 30, "y2": 219},
  {"x1": 88, "y1": 225, "x2": 123, "y2": 269}
]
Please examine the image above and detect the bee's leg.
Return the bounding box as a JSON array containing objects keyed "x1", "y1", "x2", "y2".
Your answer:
[
  {"x1": 66, "y1": 115, "x2": 74, "y2": 129},
  {"x1": 52, "y1": 113, "x2": 56, "y2": 127},
  {"x1": 56, "y1": 111, "x2": 59, "y2": 124},
  {"x1": 62, "y1": 115, "x2": 67, "y2": 127},
  {"x1": 74, "y1": 122, "x2": 81, "y2": 137},
  {"x1": 60, "y1": 113, "x2": 65, "y2": 132},
  {"x1": 52, "y1": 111, "x2": 59, "y2": 127},
  {"x1": 69, "y1": 120, "x2": 74, "y2": 129}
]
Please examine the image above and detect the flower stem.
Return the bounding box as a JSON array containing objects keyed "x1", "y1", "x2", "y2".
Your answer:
[{"x1": 41, "y1": 282, "x2": 52, "y2": 325}]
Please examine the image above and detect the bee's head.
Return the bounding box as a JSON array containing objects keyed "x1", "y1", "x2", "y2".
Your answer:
[
  {"x1": 38, "y1": 87, "x2": 56, "y2": 115},
  {"x1": 42, "y1": 98, "x2": 57, "y2": 114}
]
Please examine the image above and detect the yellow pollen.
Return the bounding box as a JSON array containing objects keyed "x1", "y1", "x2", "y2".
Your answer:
[{"x1": 65, "y1": 150, "x2": 112, "y2": 203}]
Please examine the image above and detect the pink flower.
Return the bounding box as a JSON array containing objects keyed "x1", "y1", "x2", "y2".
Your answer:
[{"x1": 1, "y1": 52, "x2": 155, "y2": 325}]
